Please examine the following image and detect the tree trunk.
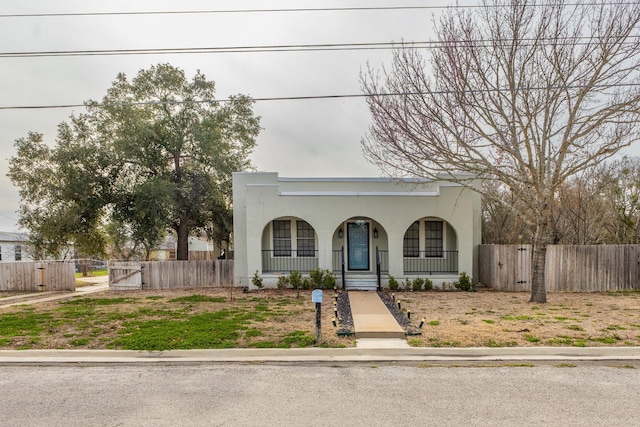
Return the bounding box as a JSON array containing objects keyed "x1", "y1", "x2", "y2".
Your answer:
[
  {"x1": 530, "y1": 207, "x2": 552, "y2": 303},
  {"x1": 176, "y1": 218, "x2": 189, "y2": 261},
  {"x1": 529, "y1": 242, "x2": 547, "y2": 303}
]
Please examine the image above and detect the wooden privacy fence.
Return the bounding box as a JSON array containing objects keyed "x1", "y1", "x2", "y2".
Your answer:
[
  {"x1": 478, "y1": 245, "x2": 531, "y2": 292},
  {"x1": 479, "y1": 244, "x2": 640, "y2": 292},
  {"x1": 0, "y1": 261, "x2": 75, "y2": 292},
  {"x1": 109, "y1": 260, "x2": 234, "y2": 290}
]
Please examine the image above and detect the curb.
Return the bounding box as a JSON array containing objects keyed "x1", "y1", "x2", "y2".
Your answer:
[{"x1": 2, "y1": 346, "x2": 640, "y2": 364}]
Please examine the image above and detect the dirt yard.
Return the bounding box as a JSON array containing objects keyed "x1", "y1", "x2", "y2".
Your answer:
[
  {"x1": 2, "y1": 287, "x2": 640, "y2": 349},
  {"x1": 397, "y1": 288, "x2": 640, "y2": 347}
]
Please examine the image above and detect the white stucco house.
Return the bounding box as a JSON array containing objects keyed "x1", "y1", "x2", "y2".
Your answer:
[{"x1": 232, "y1": 172, "x2": 481, "y2": 290}]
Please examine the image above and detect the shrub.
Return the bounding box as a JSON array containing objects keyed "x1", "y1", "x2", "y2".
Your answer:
[
  {"x1": 423, "y1": 277, "x2": 433, "y2": 291},
  {"x1": 388, "y1": 275, "x2": 399, "y2": 290},
  {"x1": 322, "y1": 270, "x2": 337, "y2": 289},
  {"x1": 276, "y1": 275, "x2": 290, "y2": 289},
  {"x1": 301, "y1": 277, "x2": 312, "y2": 290},
  {"x1": 309, "y1": 268, "x2": 336, "y2": 289},
  {"x1": 289, "y1": 270, "x2": 303, "y2": 290},
  {"x1": 454, "y1": 272, "x2": 472, "y2": 291},
  {"x1": 251, "y1": 270, "x2": 263, "y2": 289},
  {"x1": 411, "y1": 277, "x2": 425, "y2": 291},
  {"x1": 309, "y1": 268, "x2": 324, "y2": 289}
]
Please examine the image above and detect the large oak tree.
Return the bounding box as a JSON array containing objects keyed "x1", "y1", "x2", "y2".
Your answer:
[{"x1": 9, "y1": 64, "x2": 260, "y2": 260}]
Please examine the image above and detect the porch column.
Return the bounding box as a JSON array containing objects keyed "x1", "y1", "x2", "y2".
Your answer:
[
  {"x1": 458, "y1": 240, "x2": 473, "y2": 279},
  {"x1": 387, "y1": 231, "x2": 404, "y2": 279},
  {"x1": 317, "y1": 230, "x2": 333, "y2": 271}
]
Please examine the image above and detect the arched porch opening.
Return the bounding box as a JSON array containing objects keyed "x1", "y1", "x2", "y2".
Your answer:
[
  {"x1": 402, "y1": 217, "x2": 459, "y2": 275},
  {"x1": 261, "y1": 216, "x2": 318, "y2": 273},
  {"x1": 331, "y1": 216, "x2": 388, "y2": 290}
]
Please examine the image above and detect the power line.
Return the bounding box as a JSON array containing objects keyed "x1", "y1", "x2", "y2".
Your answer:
[
  {"x1": 0, "y1": 3, "x2": 635, "y2": 18},
  {"x1": 0, "y1": 94, "x2": 368, "y2": 110},
  {"x1": 2, "y1": 83, "x2": 638, "y2": 111},
  {"x1": 0, "y1": 42, "x2": 424, "y2": 58},
  {"x1": 0, "y1": 5, "x2": 531, "y2": 18},
  {"x1": 3, "y1": 37, "x2": 638, "y2": 58},
  {"x1": 0, "y1": 212, "x2": 19, "y2": 222}
]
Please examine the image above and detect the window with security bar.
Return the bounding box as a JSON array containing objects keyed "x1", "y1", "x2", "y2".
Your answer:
[
  {"x1": 403, "y1": 221, "x2": 420, "y2": 257},
  {"x1": 273, "y1": 220, "x2": 292, "y2": 256},
  {"x1": 296, "y1": 220, "x2": 315, "y2": 257},
  {"x1": 425, "y1": 221, "x2": 443, "y2": 257}
]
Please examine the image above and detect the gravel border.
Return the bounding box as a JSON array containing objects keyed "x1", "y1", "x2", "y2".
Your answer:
[
  {"x1": 335, "y1": 290, "x2": 354, "y2": 336},
  {"x1": 377, "y1": 291, "x2": 422, "y2": 336}
]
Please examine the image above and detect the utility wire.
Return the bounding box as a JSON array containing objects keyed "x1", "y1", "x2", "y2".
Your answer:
[
  {"x1": 2, "y1": 37, "x2": 638, "y2": 58},
  {"x1": 1, "y1": 82, "x2": 638, "y2": 111},
  {"x1": 0, "y1": 3, "x2": 635, "y2": 18},
  {"x1": 0, "y1": 42, "x2": 426, "y2": 58},
  {"x1": 0, "y1": 5, "x2": 548, "y2": 18}
]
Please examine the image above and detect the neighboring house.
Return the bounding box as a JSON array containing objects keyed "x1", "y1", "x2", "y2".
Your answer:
[
  {"x1": 233, "y1": 172, "x2": 481, "y2": 289},
  {"x1": 0, "y1": 232, "x2": 32, "y2": 262},
  {"x1": 151, "y1": 235, "x2": 218, "y2": 261}
]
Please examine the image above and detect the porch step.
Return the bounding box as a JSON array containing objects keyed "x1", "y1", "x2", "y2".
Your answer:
[
  {"x1": 348, "y1": 291, "x2": 406, "y2": 339},
  {"x1": 344, "y1": 277, "x2": 378, "y2": 291}
]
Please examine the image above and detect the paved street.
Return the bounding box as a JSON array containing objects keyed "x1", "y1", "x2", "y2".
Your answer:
[{"x1": 2, "y1": 362, "x2": 639, "y2": 426}]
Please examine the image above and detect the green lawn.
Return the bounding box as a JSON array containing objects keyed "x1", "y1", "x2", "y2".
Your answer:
[{"x1": 0, "y1": 290, "x2": 346, "y2": 350}]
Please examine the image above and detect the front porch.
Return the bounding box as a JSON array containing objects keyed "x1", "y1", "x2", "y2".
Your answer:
[
  {"x1": 233, "y1": 173, "x2": 480, "y2": 288},
  {"x1": 259, "y1": 215, "x2": 460, "y2": 289}
]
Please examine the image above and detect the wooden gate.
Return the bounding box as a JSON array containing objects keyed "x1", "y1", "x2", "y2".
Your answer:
[
  {"x1": 478, "y1": 244, "x2": 531, "y2": 291},
  {"x1": 108, "y1": 262, "x2": 142, "y2": 290}
]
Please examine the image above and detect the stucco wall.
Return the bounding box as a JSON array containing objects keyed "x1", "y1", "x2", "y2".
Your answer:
[{"x1": 233, "y1": 172, "x2": 481, "y2": 287}]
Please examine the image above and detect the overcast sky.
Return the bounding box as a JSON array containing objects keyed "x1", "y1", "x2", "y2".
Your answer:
[
  {"x1": 3, "y1": 1, "x2": 638, "y2": 233},
  {"x1": 0, "y1": 0, "x2": 468, "y2": 231}
]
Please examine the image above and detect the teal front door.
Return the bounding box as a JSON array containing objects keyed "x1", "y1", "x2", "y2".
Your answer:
[{"x1": 347, "y1": 223, "x2": 369, "y2": 270}]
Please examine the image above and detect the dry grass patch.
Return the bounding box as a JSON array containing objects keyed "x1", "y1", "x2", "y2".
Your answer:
[
  {"x1": 0, "y1": 288, "x2": 355, "y2": 350},
  {"x1": 3, "y1": 287, "x2": 640, "y2": 349},
  {"x1": 398, "y1": 288, "x2": 640, "y2": 347}
]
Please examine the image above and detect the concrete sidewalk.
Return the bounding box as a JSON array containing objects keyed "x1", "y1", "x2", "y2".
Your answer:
[
  {"x1": 2, "y1": 347, "x2": 640, "y2": 364},
  {"x1": 349, "y1": 291, "x2": 405, "y2": 339},
  {"x1": 0, "y1": 280, "x2": 109, "y2": 309}
]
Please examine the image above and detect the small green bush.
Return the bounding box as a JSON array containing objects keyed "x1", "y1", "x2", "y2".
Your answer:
[
  {"x1": 276, "y1": 275, "x2": 290, "y2": 289},
  {"x1": 289, "y1": 270, "x2": 303, "y2": 290},
  {"x1": 301, "y1": 277, "x2": 312, "y2": 290},
  {"x1": 322, "y1": 271, "x2": 336, "y2": 289},
  {"x1": 309, "y1": 268, "x2": 324, "y2": 288},
  {"x1": 388, "y1": 275, "x2": 399, "y2": 290},
  {"x1": 454, "y1": 272, "x2": 472, "y2": 291},
  {"x1": 309, "y1": 268, "x2": 336, "y2": 289},
  {"x1": 411, "y1": 277, "x2": 425, "y2": 291},
  {"x1": 251, "y1": 271, "x2": 263, "y2": 289},
  {"x1": 423, "y1": 277, "x2": 433, "y2": 291}
]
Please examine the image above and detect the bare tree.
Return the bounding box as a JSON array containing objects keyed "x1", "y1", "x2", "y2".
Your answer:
[
  {"x1": 361, "y1": 0, "x2": 640, "y2": 302},
  {"x1": 553, "y1": 169, "x2": 611, "y2": 245},
  {"x1": 602, "y1": 157, "x2": 640, "y2": 243},
  {"x1": 482, "y1": 181, "x2": 532, "y2": 244}
]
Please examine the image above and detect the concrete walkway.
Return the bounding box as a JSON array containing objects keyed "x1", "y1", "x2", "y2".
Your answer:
[
  {"x1": 349, "y1": 291, "x2": 405, "y2": 339},
  {"x1": 0, "y1": 278, "x2": 109, "y2": 309}
]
